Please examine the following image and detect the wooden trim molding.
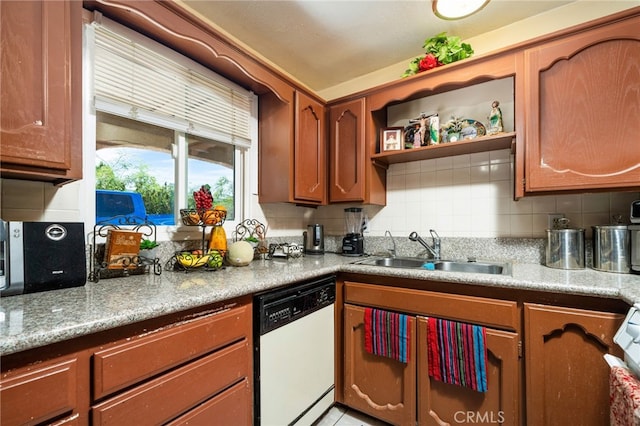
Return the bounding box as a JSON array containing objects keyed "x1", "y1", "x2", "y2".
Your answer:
[{"x1": 84, "y1": 0, "x2": 302, "y2": 104}]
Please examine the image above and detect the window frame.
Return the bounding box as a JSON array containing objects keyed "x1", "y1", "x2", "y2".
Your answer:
[{"x1": 82, "y1": 17, "x2": 258, "y2": 242}]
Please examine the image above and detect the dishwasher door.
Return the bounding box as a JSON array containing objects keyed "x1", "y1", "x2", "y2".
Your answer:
[{"x1": 259, "y1": 302, "x2": 335, "y2": 426}]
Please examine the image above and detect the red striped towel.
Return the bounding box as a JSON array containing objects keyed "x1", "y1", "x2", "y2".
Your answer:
[
  {"x1": 364, "y1": 308, "x2": 410, "y2": 363},
  {"x1": 427, "y1": 317, "x2": 488, "y2": 392}
]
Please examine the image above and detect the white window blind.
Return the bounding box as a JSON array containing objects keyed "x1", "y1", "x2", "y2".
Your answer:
[{"x1": 93, "y1": 21, "x2": 252, "y2": 148}]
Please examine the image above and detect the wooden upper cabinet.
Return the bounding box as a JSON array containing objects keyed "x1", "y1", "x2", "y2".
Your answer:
[
  {"x1": 294, "y1": 91, "x2": 326, "y2": 205},
  {"x1": 0, "y1": 0, "x2": 82, "y2": 185},
  {"x1": 329, "y1": 98, "x2": 366, "y2": 203},
  {"x1": 522, "y1": 14, "x2": 640, "y2": 194},
  {"x1": 259, "y1": 90, "x2": 327, "y2": 206}
]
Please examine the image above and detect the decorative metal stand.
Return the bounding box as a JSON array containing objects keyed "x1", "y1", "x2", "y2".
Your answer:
[
  {"x1": 89, "y1": 216, "x2": 162, "y2": 283},
  {"x1": 233, "y1": 219, "x2": 269, "y2": 259},
  {"x1": 166, "y1": 209, "x2": 227, "y2": 272}
]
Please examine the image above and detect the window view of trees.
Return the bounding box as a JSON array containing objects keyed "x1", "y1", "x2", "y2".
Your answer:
[
  {"x1": 96, "y1": 154, "x2": 174, "y2": 217},
  {"x1": 96, "y1": 147, "x2": 235, "y2": 224},
  {"x1": 95, "y1": 112, "x2": 237, "y2": 225}
]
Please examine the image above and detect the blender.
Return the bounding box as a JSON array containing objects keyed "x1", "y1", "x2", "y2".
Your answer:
[{"x1": 342, "y1": 207, "x2": 365, "y2": 256}]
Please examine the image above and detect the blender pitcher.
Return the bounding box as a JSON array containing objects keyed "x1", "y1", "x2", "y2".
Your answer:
[{"x1": 342, "y1": 207, "x2": 364, "y2": 256}]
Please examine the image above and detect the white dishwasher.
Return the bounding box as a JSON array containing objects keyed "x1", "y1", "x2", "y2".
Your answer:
[{"x1": 254, "y1": 276, "x2": 335, "y2": 426}]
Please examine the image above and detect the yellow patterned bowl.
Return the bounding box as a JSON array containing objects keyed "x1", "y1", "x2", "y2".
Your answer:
[{"x1": 176, "y1": 252, "x2": 209, "y2": 268}]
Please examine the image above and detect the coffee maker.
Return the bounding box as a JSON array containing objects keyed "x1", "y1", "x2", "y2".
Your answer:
[{"x1": 342, "y1": 207, "x2": 365, "y2": 256}]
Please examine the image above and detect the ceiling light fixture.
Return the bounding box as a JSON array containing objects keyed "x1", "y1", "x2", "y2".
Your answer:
[{"x1": 432, "y1": 0, "x2": 490, "y2": 20}]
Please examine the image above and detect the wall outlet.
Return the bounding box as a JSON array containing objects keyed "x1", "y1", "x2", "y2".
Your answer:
[{"x1": 548, "y1": 213, "x2": 565, "y2": 229}]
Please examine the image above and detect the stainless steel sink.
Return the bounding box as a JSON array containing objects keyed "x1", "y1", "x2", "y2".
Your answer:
[
  {"x1": 430, "y1": 260, "x2": 509, "y2": 275},
  {"x1": 356, "y1": 257, "x2": 510, "y2": 275},
  {"x1": 368, "y1": 257, "x2": 427, "y2": 268}
]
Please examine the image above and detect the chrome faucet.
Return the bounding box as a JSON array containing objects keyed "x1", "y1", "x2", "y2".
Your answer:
[
  {"x1": 385, "y1": 230, "x2": 397, "y2": 258},
  {"x1": 409, "y1": 230, "x2": 441, "y2": 260}
]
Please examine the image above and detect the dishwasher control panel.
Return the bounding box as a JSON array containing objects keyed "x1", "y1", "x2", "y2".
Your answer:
[{"x1": 256, "y1": 276, "x2": 335, "y2": 335}]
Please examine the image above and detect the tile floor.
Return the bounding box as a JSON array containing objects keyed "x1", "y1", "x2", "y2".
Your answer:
[{"x1": 313, "y1": 404, "x2": 390, "y2": 426}]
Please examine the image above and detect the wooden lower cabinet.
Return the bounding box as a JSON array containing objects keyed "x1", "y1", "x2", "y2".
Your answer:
[
  {"x1": 92, "y1": 340, "x2": 249, "y2": 425},
  {"x1": 524, "y1": 303, "x2": 624, "y2": 426},
  {"x1": 166, "y1": 378, "x2": 252, "y2": 426},
  {"x1": 0, "y1": 355, "x2": 86, "y2": 425},
  {"x1": 0, "y1": 297, "x2": 252, "y2": 426},
  {"x1": 417, "y1": 318, "x2": 520, "y2": 426},
  {"x1": 91, "y1": 302, "x2": 253, "y2": 425},
  {"x1": 342, "y1": 303, "x2": 520, "y2": 426},
  {"x1": 343, "y1": 304, "x2": 417, "y2": 426}
]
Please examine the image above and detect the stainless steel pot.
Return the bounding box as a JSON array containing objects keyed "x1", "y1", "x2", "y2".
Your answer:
[
  {"x1": 546, "y1": 225, "x2": 585, "y2": 270},
  {"x1": 592, "y1": 224, "x2": 630, "y2": 273}
]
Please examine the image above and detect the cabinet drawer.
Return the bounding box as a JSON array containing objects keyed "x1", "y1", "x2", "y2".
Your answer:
[
  {"x1": 93, "y1": 304, "x2": 250, "y2": 399},
  {"x1": 344, "y1": 281, "x2": 519, "y2": 331},
  {"x1": 0, "y1": 358, "x2": 78, "y2": 426},
  {"x1": 166, "y1": 378, "x2": 252, "y2": 426},
  {"x1": 50, "y1": 414, "x2": 80, "y2": 426},
  {"x1": 92, "y1": 339, "x2": 250, "y2": 426}
]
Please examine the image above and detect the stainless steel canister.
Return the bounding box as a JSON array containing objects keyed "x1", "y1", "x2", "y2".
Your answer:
[
  {"x1": 592, "y1": 224, "x2": 630, "y2": 273},
  {"x1": 546, "y1": 226, "x2": 585, "y2": 270},
  {"x1": 630, "y1": 224, "x2": 640, "y2": 274}
]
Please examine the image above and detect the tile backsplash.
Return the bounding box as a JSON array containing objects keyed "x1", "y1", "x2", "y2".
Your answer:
[
  {"x1": 309, "y1": 149, "x2": 639, "y2": 240},
  {"x1": 3, "y1": 148, "x2": 639, "y2": 241}
]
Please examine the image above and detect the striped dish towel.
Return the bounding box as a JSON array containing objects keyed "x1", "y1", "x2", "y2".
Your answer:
[
  {"x1": 427, "y1": 317, "x2": 488, "y2": 392},
  {"x1": 364, "y1": 308, "x2": 410, "y2": 363}
]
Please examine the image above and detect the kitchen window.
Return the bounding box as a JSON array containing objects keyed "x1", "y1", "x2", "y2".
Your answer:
[{"x1": 84, "y1": 15, "x2": 257, "y2": 235}]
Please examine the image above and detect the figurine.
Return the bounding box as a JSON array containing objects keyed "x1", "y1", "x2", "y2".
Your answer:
[
  {"x1": 413, "y1": 123, "x2": 422, "y2": 148},
  {"x1": 487, "y1": 100, "x2": 503, "y2": 135},
  {"x1": 418, "y1": 117, "x2": 428, "y2": 147}
]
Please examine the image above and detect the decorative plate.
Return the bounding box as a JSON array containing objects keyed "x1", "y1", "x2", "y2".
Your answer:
[
  {"x1": 441, "y1": 118, "x2": 487, "y2": 142},
  {"x1": 461, "y1": 119, "x2": 487, "y2": 140}
]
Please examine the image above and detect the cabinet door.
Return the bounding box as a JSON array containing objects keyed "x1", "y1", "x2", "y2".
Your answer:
[
  {"x1": 343, "y1": 304, "x2": 416, "y2": 426},
  {"x1": 524, "y1": 303, "x2": 624, "y2": 426},
  {"x1": 294, "y1": 91, "x2": 326, "y2": 204},
  {"x1": 329, "y1": 98, "x2": 366, "y2": 202},
  {"x1": 0, "y1": 0, "x2": 82, "y2": 184},
  {"x1": 523, "y1": 15, "x2": 640, "y2": 193},
  {"x1": 416, "y1": 317, "x2": 520, "y2": 426}
]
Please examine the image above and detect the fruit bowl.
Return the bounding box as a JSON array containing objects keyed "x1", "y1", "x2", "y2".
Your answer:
[{"x1": 174, "y1": 250, "x2": 224, "y2": 270}]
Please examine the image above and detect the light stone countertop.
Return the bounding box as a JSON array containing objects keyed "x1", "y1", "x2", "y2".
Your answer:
[{"x1": 1, "y1": 253, "x2": 639, "y2": 356}]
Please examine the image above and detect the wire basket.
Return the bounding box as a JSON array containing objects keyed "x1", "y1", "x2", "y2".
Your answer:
[{"x1": 179, "y1": 208, "x2": 227, "y2": 226}]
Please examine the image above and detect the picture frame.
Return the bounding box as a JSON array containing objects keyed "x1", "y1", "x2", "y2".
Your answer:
[{"x1": 381, "y1": 127, "x2": 403, "y2": 152}]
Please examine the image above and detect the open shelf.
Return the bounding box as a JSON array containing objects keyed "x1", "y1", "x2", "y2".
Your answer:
[{"x1": 371, "y1": 132, "x2": 515, "y2": 165}]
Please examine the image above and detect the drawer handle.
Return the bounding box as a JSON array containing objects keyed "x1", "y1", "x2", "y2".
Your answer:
[{"x1": 351, "y1": 384, "x2": 404, "y2": 411}]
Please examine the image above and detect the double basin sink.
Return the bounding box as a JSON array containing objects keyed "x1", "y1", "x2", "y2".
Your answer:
[{"x1": 356, "y1": 257, "x2": 511, "y2": 275}]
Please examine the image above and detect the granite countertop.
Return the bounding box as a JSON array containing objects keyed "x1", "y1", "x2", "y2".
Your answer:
[{"x1": 1, "y1": 253, "x2": 639, "y2": 356}]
